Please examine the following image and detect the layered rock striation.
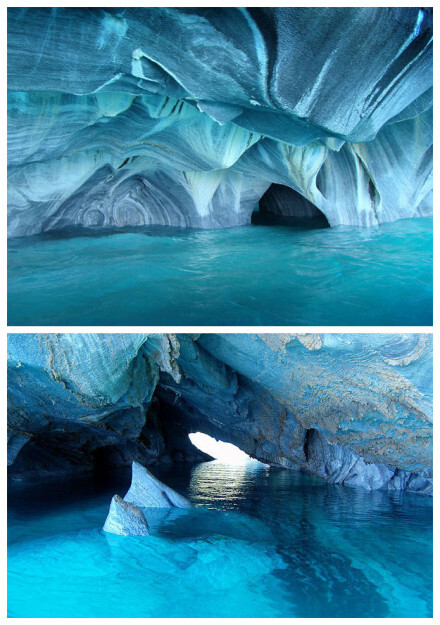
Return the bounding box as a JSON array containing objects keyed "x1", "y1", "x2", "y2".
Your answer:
[
  {"x1": 7, "y1": 333, "x2": 209, "y2": 476},
  {"x1": 103, "y1": 494, "x2": 150, "y2": 536},
  {"x1": 124, "y1": 461, "x2": 191, "y2": 508},
  {"x1": 103, "y1": 461, "x2": 191, "y2": 535},
  {"x1": 7, "y1": 333, "x2": 433, "y2": 494},
  {"x1": 7, "y1": 8, "x2": 432, "y2": 236}
]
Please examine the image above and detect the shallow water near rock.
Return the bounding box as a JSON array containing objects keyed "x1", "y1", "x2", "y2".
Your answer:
[
  {"x1": 8, "y1": 461, "x2": 432, "y2": 618},
  {"x1": 7, "y1": 218, "x2": 432, "y2": 325}
]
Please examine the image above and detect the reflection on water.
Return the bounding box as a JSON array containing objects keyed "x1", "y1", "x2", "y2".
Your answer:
[
  {"x1": 8, "y1": 461, "x2": 433, "y2": 617},
  {"x1": 8, "y1": 219, "x2": 432, "y2": 325},
  {"x1": 188, "y1": 459, "x2": 267, "y2": 505}
]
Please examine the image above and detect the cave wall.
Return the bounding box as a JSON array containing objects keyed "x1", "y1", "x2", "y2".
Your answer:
[
  {"x1": 7, "y1": 333, "x2": 207, "y2": 478},
  {"x1": 7, "y1": 8, "x2": 432, "y2": 236},
  {"x1": 7, "y1": 333, "x2": 432, "y2": 494}
]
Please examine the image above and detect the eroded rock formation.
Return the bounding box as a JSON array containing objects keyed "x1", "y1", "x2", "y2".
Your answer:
[
  {"x1": 103, "y1": 494, "x2": 150, "y2": 536},
  {"x1": 7, "y1": 333, "x2": 433, "y2": 494},
  {"x1": 124, "y1": 461, "x2": 191, "y2": 508},
  {"x1": 7, "y1": 333, "x2": 209, "y2": 476},
  {"x1": 7, "y1": 8, "x2": 432, "y2": 236}
]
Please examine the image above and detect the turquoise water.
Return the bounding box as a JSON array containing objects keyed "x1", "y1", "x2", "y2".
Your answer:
[
  {"x1": 7, "y1": 218, "x2": 432, "y2": 325},
  {"x1": 8, "y1": 461, "x2": 433, "y2": 618}
]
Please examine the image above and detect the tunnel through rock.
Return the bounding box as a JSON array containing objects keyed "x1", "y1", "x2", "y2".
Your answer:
[
  {"x1": 252, "y1": 184, "x2": 330, "y2": 228},
  {"x1": 7, "y1": 333, "x2": 433, "y2": 495},
  {"x1": 188, "y1": 432, "x2": 253, "y2": 464}
]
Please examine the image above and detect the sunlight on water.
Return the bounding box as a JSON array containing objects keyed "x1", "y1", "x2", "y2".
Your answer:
[
  {"x1": 7, "y1": 219, "x2": 432, "y2": 325},
  {"x1": 8, "y1": 462, "x2": 432, "y2": 618}
]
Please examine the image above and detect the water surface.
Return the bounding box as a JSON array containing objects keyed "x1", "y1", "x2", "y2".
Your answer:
[
  {"x1": 7, "y1": 218, "x2": 432, "y2": 325},
  {"x1": 8, "y1": 461, "x2": 433, "y2": 617}
]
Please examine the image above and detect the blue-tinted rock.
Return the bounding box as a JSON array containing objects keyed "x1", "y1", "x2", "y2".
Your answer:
[
  {"x1": 124, "y1": 461, "x2": 191, "y2": 508},
  {"x1": 7, "y1": 8, "x2": 432, "y2": 235},
  {"x1": 7, "y1": 333, "x2": 433, "y2": 494},
  {"x1": 103, "y1": 494, "x2": 150, "y2": 536},
  {"x1": 7, "y1": 333, "x2": 184, "y2": 477},
  {"x1": 158, "y1": 333, "x2": 432, "y2": 493}
]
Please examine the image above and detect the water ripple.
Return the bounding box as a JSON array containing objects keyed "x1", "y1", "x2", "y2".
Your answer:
[{"x1": 8, "y1": 219, "x2": 432, "y2": 325}]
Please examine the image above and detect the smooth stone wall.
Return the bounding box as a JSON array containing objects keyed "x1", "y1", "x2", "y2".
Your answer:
[{"x1": 7, "y1": 8, "x2": 432, "y2": 235}]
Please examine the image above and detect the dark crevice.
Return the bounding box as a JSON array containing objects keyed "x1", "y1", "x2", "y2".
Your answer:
[
  {"x1": 303, "y1": 429, "x2": 312, "y2": 463},
  {"x1": 161, "y1": 490, "x2": 175, "y2": 506},
  {"x1": 252, "y1": 183, "x2": 329, "y2": 228},
  {"x1": 117, "y1": 157, "x2": 130, "y2": 170}
]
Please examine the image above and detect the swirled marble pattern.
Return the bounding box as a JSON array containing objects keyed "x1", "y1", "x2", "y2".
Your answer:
[
  {"x1": 7, "y1": 8, "x2": 432, "y2": 236},
  {"x1": 7, "y1": 333, "x2": 432, "y2": 494}
]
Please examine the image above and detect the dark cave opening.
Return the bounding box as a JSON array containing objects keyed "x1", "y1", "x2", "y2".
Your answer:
[
  {"x1": 252, "y1": 183, "x2": 330, "y2": 228},
  {"x1": 91, "y1": 445, "x2": 128, "y2": 477}
]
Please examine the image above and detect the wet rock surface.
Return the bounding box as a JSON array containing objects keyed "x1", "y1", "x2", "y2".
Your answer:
[
  {"x1": 7, "y1": 333, "x2": 432, "y2": 494},
  {"x1": 124, "y1": 461, "x2": 191, "y2": 508},
  {"x1": 103, "y1": 495, "x2": 150, "y2": 536},
  {"x1": 103, "y1": 494, "x2": 150, "y2": 536},
  {"x1": 7, "y1": 8, "x2": 432, "y2": 235}
]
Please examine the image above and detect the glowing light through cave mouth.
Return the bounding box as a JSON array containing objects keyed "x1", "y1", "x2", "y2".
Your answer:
[{"x1": 189, "y1": 432, "x2": 252, "y2": 464}]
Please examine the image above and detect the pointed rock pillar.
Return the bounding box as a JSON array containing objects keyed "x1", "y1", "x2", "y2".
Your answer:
[
  {"x1": 103, "y1": 494, "x2": 150, "y2": 536},
  {"x1": 124, "y1": 461, "x2": 191, "y2": 508}
]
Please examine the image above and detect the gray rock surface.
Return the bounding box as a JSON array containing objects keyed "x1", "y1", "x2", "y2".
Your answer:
[
  {"x1": 7, "y1": 333, "x2": 433, "y2": 494},
  {"x1": 7, "y1": 333, "x2": 208, "y2": 478},
  {"x1": 7, "y1": 8, "x2": 432, "y2": 235},
  {"x1": 124, "y1": 461, "x2": 191, "y2": 508},
  {"x1": 103, "y1": 494, "x2": 150, "y2": 536}
]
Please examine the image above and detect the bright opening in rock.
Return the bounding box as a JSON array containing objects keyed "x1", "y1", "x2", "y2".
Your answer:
[{"x1": 189, "y1": 432, "x2": 252, "y2": 464}]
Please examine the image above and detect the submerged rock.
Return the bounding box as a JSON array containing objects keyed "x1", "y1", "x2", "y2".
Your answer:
[
  {"x1": 103, "y1": 494, "x2": 150, "y2": 536},
  {"x1": 124, "y1": 461, "x2": 192, "y2": 508}
]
